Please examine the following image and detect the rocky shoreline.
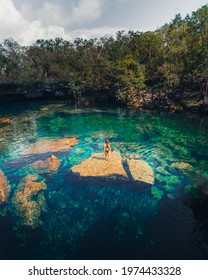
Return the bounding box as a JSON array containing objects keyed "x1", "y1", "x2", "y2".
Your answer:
[
  {"x1": 0, "y1": 82, "x2": 208, "y2": 113},
  {"x1": 126, "y1": 90, "x2": 208, "y2": 113},
  {"x1": 0, "y1": 82, "x2": 71, "y2": 101}
]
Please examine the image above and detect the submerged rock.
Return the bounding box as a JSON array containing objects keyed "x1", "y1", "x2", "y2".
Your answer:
[
  {"x1": 127, "y1": 159, "x2": 154, "y2": 185},
  {"x1": 156, "y1": 166, "x2": 170, "y2": 175},
  {"x1": 151, "y1": 186, "x2": 164, "y2": 199},
  {"x1": 170, "y1": 162, "x2": 193, "y2": 172},
  {"x1": 20, "y1": 137, "x2": 78, "y2": 155},
  {"x1": 30, "y1": 155, "x2": 61, "y2": 174},
  {"x1": 74, "y1": 148, "x2": 85, "y2": 155},
  {"x1": 71, "y1": 151, "x2": 128, "y2": 180},
  {"x1": 12, "y1": 174, "x2": 47, "y2": 228},
  {"x1": 0, "y1": 169, "x2": 10, "y2": 204}
]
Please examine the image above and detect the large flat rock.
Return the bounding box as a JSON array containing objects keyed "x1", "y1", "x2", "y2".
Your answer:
[
  {"x1": 71, "y1": 151, "x2": 128, "y2": 179},
  {"x1": 0, "y1": 169, "x2": 10, "y2": 204},
  {"x1": 20, "y1": 137, "x2": 78, "y2": 155},
  {"x1": 71, "y1": 152, "x2": 155, "y2": 185},
  {"x1": 127, "y1": 159, "x2": 154, "y2": 185}
]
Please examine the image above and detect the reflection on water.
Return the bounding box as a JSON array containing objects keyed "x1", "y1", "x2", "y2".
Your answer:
[{"x1": 0, "y1": 101, "x2": 208, "y2": 259}]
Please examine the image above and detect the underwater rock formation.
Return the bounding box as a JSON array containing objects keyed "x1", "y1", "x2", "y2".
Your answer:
[
  {"x1": 0, "y1": 116, "x2": 12, "y2": 142},
  {"x1": 0, "y1": 169, "x2": 10, "y2": 204},
  {"x1": 127, "y1": 159, "x2": 154, "y2": 185},
  {"x1": 170, "y1": 162, "x2": 193, "y2": 172},
  {"x1": 71, "y1": 151, "x2": 128, "y2": 179},
  {"x1": 30, "y1": 155, "x2": 61, "y2": 174},
  {"x1": 12, "y1": 174, "x2": 47, "y2": 228},
  {"x1": 20, "y1": 137, "x2": 78, "y2": 155}
]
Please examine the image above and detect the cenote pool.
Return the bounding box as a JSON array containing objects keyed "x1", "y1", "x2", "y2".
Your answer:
[{"x1": 0, "y1": 101, "x2": 208, "y2": 260}]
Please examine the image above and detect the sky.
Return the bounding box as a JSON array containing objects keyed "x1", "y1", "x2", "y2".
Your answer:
[{"x1": 0, "y1": 0, "x2": 207, "y2": 45}]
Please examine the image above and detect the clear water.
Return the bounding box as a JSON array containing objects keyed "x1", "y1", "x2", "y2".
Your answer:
[{"x1": 0, "y1": 101, "x2": 208, "y2": 260}]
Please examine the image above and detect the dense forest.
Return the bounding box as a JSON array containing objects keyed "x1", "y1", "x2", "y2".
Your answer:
[{"x1": 0, "y1": 5, "x2": 207, "y2": 111}]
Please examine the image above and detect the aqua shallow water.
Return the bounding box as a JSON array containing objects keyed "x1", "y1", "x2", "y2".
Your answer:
[{"x1": 0, "y1": 101, "x2": 208, "y2": 260}]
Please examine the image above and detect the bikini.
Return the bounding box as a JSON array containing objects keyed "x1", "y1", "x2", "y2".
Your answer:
[{"x1": 105, "y1": 145, "x2": 110, "y2": 153}]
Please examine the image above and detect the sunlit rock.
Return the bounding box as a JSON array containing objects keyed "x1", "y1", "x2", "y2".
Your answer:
[
  {"x1": 170, "y1": 162, "x2": 193, "y2": 172},
  {"x1": 0, "y1": 169, "x2": 10, "y2": 204},
  {"x1": 71, "y1": 151, "x2": 128, "y2": 179},
  {"x1": 0, "y1": 117, "x2": 12, "y2": 124},
  {"x1": 30, "y1": 155, "x2": 61, "y2": 174},
  {"x1": 71, "y1": 152, "x2": 155, "y2": 184},
  {"x1": 127, "y1": 159, "x2": 154, "y2": 185},
  {"x1": 12, "y1": 175, "x2": 47, "y2": 228},
  {"x1": 20, "y1": 137, "x2": 78, "y2": 155}
]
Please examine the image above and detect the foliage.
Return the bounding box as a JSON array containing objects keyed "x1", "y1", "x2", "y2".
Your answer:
[{"x1": 0, "y1": 5, "x2": 207, "y2": 101}]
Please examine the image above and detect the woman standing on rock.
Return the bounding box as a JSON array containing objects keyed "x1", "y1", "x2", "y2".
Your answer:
[{"x1": 104, "y1": 139, "x2": 111, "y2": 160}]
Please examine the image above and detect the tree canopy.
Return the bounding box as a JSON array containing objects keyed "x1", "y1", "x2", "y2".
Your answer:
[{"x1": 0, "y1": 5, "x2": 207, "y2": 102}]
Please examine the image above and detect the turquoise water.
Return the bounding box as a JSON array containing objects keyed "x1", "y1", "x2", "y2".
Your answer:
[{"x1": 0, "y1": 101, "x2": 208, "y2": 259}]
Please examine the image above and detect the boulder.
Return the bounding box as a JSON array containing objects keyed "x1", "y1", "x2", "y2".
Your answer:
[
  {"x1": 30, "y1": 155, "x2": 60, "y2": 174},
  {"x1": 127, "y1": 159, "x2": 154, "y2": 185},
  {"x1": 20, "y1": 137, "x2": 78, "y2": 155},
  {"x1": 12, "y1": 174, "x2": 47, "y2": 228},
  {"x1": 0, "y1": 169, "x2": 10, "y2": 204},
  {"x1": 71, "y1": 151, "x2": 128, "y2": 180}
]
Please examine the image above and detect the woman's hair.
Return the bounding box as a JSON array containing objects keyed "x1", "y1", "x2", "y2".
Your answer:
[{"x1": 105, "y1": 139, "x2": 109, "y2": 144}]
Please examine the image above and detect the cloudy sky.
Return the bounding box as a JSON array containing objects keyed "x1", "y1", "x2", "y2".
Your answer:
[{"x1": 0, "y1": 0, "x2": 207, "y2": 45}]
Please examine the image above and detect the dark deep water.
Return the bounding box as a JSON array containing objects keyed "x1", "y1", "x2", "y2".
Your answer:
[{"x1": 0, "y1": 101, "x2": 208, "y2": 260}]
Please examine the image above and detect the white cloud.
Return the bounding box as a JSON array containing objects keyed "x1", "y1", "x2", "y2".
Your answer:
[
  {"x1": 19, "y1": 2, "x2": 36, "y2": 21},
  {"x1": 38, "y1": 2, "x2": 69, "y2": 26},
  {"x1": 20, "y1": 0, "x2": 107, "y2": 27},
  {"x1": 0, "y1": 0, "x2": 28, "y2": 40},
  {"x1": 71, "y1": 0, "x2": 106, "y2": 25},
  {"x1": 0, "y1": 0, "x2": 110, "y2": 45},
  {"x1": 0, "y1": 0, "x2": 71, "y2": 45}
]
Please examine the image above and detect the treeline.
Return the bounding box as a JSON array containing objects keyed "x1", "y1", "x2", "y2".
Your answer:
[{"x1": 0, "y1": 5, "x2": 207, "y2": 103}]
